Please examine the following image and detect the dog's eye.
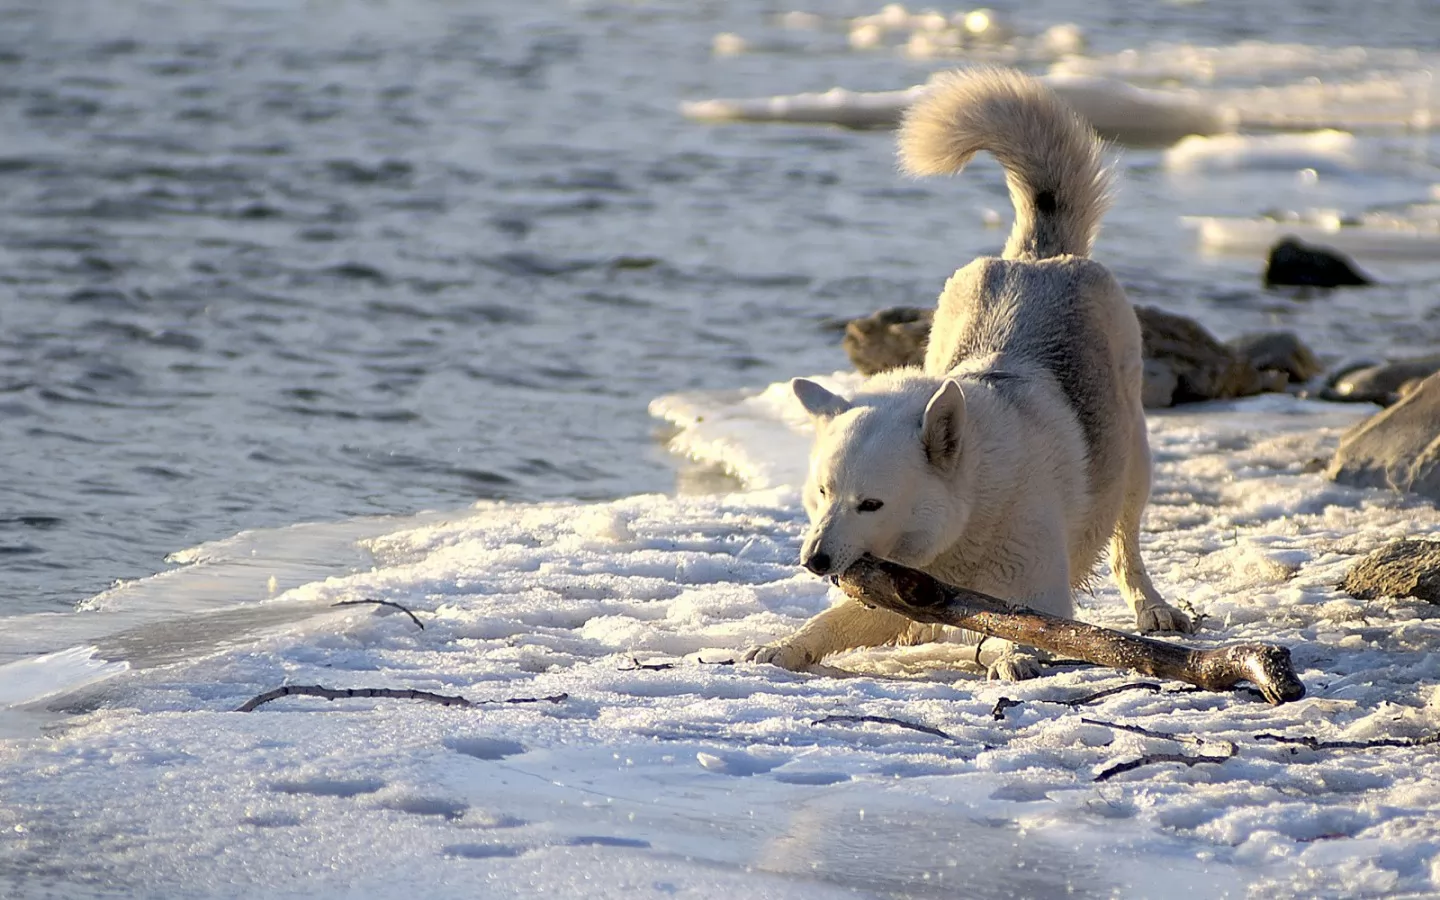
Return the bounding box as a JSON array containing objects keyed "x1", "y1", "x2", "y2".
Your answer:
[
  {"x1": 857, "y1": 499, "x2": 884, "y2": 513},
  {"x1": 817, "y1": 486, "x2": 828, "y2": 498}
]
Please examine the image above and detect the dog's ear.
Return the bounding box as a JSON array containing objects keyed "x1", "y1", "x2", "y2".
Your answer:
[
  {"x1": 921, "y1": 380, "x2": 966, "y2": 470},
  {"x1": 792, "y1": 378, "x2": 851, "y2": 420}
]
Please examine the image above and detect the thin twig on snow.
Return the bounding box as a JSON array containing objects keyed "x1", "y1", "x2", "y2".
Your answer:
[
  {"x1": 331, "y1": 598, "x2": 426, "y2": 630},
  {"x1": 990, "y1": 681, "x2": 1168, "y2": 720},
  {"x1": 236, "y1": 684, "x2": 568, "y2": 712},
  {"x1": 1093, "y1": 743, "x2": 1237, "y2": 783},
  {"x1": 1255, "y1": 730, "x2": 1440, "y2": 751},
  {"x1": 813, "y1": 714, "x2": 960, "y2": 743}
]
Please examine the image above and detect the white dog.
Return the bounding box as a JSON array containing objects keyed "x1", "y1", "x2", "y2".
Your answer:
[{"x1": 748, "y1": 68, "x2": 1193, "y2": 681}]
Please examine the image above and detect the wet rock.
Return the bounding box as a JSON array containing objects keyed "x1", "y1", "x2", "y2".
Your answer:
[
  {"x1": 1263, "y1": 236, "x2": 1373, "y2": 288},
  {"x1": 1327, "y1": 371, "x2": 1440, "y2": 501},
  {"x1": 1321, "y1": 355, "x2": 1440, "y2": 405},
  {"x1": 842, "y1": 306, "x2": 932, "y2": 375},
  {"x1": 1341, "y1": 540, "x2": 1440, "y2": 604},
  {"x1": 840, "y1": 304, "x2": 1286, "y2": 408},
  {"x1": 1134, "y1": 306, "x2": 1276, "y2": 404},
  {"x1": 1226, "y1": 331, "x2": 1323, "y2": 384}
]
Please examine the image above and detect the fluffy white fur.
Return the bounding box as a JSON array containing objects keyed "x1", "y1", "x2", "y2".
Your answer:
[{"x1": 748, "y1": 68, "x2": 1193, "y2": 681}]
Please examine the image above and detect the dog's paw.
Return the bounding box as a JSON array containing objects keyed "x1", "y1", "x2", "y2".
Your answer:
[
  {"x1": 1136, "y1": 604, "x2": 1194, "y2": 634},
  {"x1": 986, "y1": 653, "x2": 1044, "y2": 682},
  {"x1": 743, "y1": 642, "x2": 816, "y2": 671}
]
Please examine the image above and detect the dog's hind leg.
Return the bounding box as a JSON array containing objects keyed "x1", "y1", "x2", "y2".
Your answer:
[
  {"x1": 745, "y1": 600, "x2": 913, "y2": 671},
  {"x1": 1111, "y1": 429, "x2": 1194, "y2": 634}
]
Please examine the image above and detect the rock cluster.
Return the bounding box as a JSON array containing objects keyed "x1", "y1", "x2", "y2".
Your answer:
[
  {"x1": 840, "y1": 304, "x2": 1315, "y2": 408},
  {"x1": 1135, "y1": 306, "x2": 1292, "y2": 406},
  {"x1": 841, "y1": 306, "x2": 932, "y2": 376},
  {"x1": 1321, "y1": 356, "x2": 1440, "y2": 406}
]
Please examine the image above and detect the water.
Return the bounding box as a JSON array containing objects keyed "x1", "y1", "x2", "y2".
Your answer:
[{"x1": 2, "y1": 0, "x2": 1439, "y2": 616}]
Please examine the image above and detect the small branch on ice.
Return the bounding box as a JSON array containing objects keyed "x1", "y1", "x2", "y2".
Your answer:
[
  {"x1": 1081, "y1": 717, "x2": 1206, "y2": 746},
  {"x1": 332, "y1": 598, "x2": 426, "y2": 630},
  {"x1": 1065, "y1": 682, "x2": 1166, "y2": 705},
  {"x1": 1255, "y1": 730, "x2": 1440, "y2": 751},
  {"x1": 620, "y1": 656, "x2": 677, "y2": 671},
  {"x1": 991, "y1": 697, "x2": 1024, "y2": 721},
  {"x1": 1083, "y1": 716, "x2": 1235, "y2": 782},
  {"x1": 236, "y1": 684, "x2": 568, "y2": 712},
  {"x1": 618, "y1": 654, "x2": 736, "y2": 671},
  {"x1": 813, "y1": 714, "x2": 961, "y2": 743},
  {"x1": 1093, "y1": 742, "x2": 1238, "y2": 783},
  {"x1": 991, "y1": 682, "x2": 1168, "y2": 720},
  {"x1": 836, "y1": 556, "x2": 1306, "y2": 704}
]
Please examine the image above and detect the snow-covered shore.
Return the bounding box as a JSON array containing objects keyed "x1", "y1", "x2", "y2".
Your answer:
[{"x1": 4, "y1": 384, "x2": 1440, "y2": 898}]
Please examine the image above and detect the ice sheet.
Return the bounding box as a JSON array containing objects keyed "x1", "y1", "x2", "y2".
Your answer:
[{"x1": 4, "y1": 384, "x2": 1440, "y2": 898}]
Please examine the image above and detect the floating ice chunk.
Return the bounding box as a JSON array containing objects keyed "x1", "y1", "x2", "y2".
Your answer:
[
  {"x1": 682, "y1": 76, "x2": 1232, "y2": 146},
  {"x1": 1042, "y1": 74, "x2": 1234, "y2": 146},
  {"x1": 1164, "y1": 129, "x2": 1362, "y2": 173},
  {"x1": 1051, "y1": 40, "x2": 1418, "y2": 85},
  {"x1": 1185, "y1": 210, "x2": 1440, "y2": 259},
  {"x1": 848, "y1": 22, "x2": 885, "y2": 50},
  {"x1": 711, "y1": 33, "x2": 748, "y2": 57},
  {"x1": 682, "y1": 86, "x2": 924, "y2": 131},
  {"x1": 1039, "y1": 23, "x2": 1086, "y2": 58},
  {"x1": 1050, "y1": 41, "x2": 1440, "y2": 131},
  {"x1": 960, "y1": 8, "x2": 1013, "y2": 44},
  {"x1": 777, "y1": 11, "x2": 823, "y2": 30}
]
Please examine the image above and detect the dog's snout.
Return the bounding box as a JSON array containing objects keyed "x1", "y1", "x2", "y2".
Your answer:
[{"x1": 803, "y1": 551, "x2": 833, "y2": 576}]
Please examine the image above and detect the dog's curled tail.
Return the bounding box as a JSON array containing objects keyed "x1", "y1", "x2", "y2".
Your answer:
[{"x1": 899, "y1": 68, "x2": 1110, "y2": 261}]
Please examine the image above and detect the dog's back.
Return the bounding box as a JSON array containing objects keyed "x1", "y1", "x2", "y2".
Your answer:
[{"x1": 925, "y1": 257, "x2": 1139, "y2": 509}]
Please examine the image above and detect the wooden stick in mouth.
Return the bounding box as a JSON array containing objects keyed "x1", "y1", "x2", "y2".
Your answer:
[{"x1": 835, "y1": 556, "x2": 1306, "y2": 705}]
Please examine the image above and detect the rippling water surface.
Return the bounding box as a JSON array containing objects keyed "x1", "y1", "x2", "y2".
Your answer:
[{"x1": 3, "y1": 0, "x2": 1439, "y2": 613}]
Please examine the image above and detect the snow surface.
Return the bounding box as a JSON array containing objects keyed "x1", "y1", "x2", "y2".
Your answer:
[{"x1": 4, "y1": 383, "x2": 1440, "y2": 899}]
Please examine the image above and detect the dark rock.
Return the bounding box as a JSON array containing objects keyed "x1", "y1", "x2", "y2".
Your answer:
[
  {"x1": 841, "y1": 306, "x2": 932, "y2": 375},
  {"x1": 1321, "y1": 355, "x2": 1440, "y2": 405},
  {"x1": 1226, "y1": 332, "x2": 1323, "y2": 384},
  {"x1": 1341, "y1": 540, "x2": 1440, "y2": 604},
  {"x1": 1263, "y1": 236, "x2": 1373, "y2": 288},
  {"x1": 840, "y1": 304, "x2": 1287, "y2": 407},
  {"x1": 1327, "y1": 371, "x2": 1440, "y2": 501},
  {"x1": 1134, "y1": 306, "x2": 1273, "y2": 404}
]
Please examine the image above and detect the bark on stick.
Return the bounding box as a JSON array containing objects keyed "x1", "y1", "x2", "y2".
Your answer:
[{"x1": 836, "y1": 556, "x2": 1305, "y2": 705}]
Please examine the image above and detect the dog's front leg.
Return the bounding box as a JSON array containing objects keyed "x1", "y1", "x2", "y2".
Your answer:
[
  {"x1": 973, "y1": 637, "x2": 1047, "y2": 682},
  {"x1": 969, "y1": 570, "x2": 1070, "y2": 681},
  {"x1": 745, "y1": 599, "x2": 912, "y2": 671}
]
